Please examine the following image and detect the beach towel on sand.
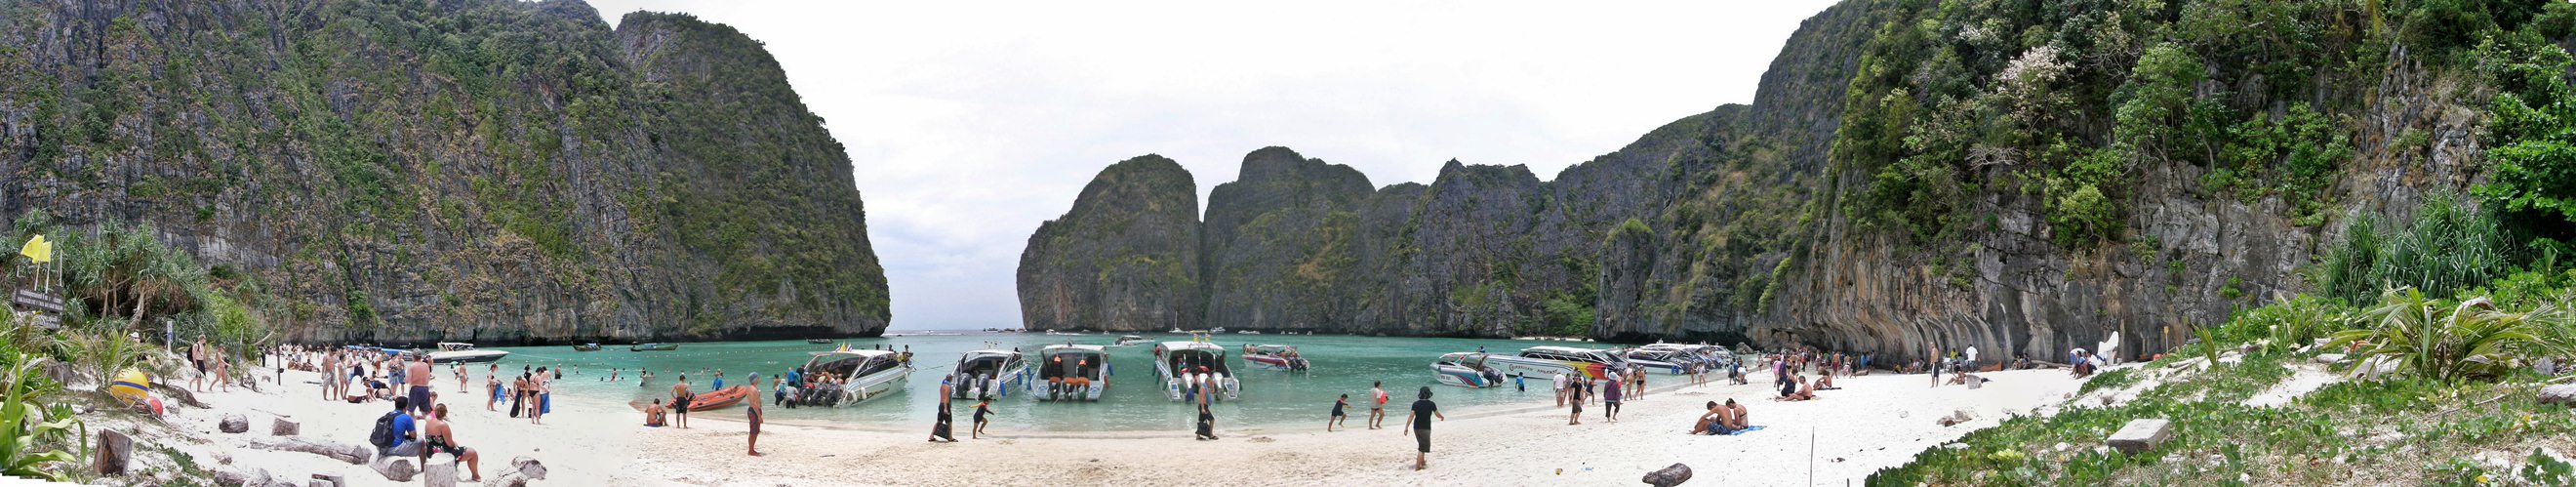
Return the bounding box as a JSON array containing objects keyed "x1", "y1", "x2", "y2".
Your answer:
[{"x1": 1719, "y1": 426, "x2": 1767, "y2": 435}]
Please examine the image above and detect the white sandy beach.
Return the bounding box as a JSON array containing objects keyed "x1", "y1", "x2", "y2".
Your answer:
[{"x1": 133, "y1": 360, "x2": 2092, "y2": 486}]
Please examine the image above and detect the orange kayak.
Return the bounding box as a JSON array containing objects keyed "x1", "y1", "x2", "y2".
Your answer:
[{"x1": 685, "y1": 386, "x2": 754, "y2": 412}]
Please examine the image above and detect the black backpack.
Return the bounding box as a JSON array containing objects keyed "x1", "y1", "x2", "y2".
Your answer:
[{"x1": 368, "y1": 411, "x2": 399, "y2": 448}]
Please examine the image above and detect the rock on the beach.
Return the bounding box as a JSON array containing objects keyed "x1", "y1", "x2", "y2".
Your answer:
[
  {"x1": 2313, "y1": 353, "x2": 2346, "y2": 364},
  {"x1": 1640, "y1": 463, "x2": 1692, "y2": 487},
  {"x1": 215, "y1": 467, "x2": 273, "y2": 487},
  {"x1": 371, "y1": 457, "x2": 418, "y2": 482},
  {"x1": 270, "y1": 419, "x2": 299, "y2": 436},
  {"x1": 220, "y1": 414, "x2": 250, "y2": 433},
  {"x1": 492, "y1": 457, "x2": 549, "y2": 487},
  {"x1": 2539, "y1": 385, "x2": 2576, "y2": 407},
  {"x1": 94, "y1": 429, "x2": 130, "y2": 476},
  {"x1": 2107, "y1": 419, "x2": 2173, "y2": 455},
  {"x1": 309, "y1": 473, "x2": 344, "y2": 487},
  {"x1": 423, "y1": 464, "x2": 458, "y2": 487}
]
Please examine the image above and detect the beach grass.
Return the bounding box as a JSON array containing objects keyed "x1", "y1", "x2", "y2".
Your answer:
[{"x1": 1868, "y1": 350, "x2": 2576, "y2": 486}]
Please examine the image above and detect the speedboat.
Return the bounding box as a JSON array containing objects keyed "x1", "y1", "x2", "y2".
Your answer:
[
  {"x1": 423, "y1": 343, "x2": 509, "y2": 364},
  {"x1": 806, "y1": 338, "x2": 833, "y2": 345},
  {"x1": 1476, "y1": 345, "x2": 1625, "y2": 381},
  {"x1": 1238, "y1": 330, "x2": 1261, "y2": 335},
  {"x1": 1431, "y1": 352, "x2": 1507, "y2": 387},
  {"x1": 1620, "y1": 348, "x2": 1694, "y2": 376},
  {"x1": 797, "y1": 349, "x2": 911, "y2": 405},
  {"x1": 1152, "y1": 334, "x2": 1239, "y2": 401},
  {"x1": 1030, "y1": 345, "x2": 1111, "y2": 401},
  {"x1": 571, "y1": 344, "x2": 601, "y2": 352},
  {"x1": 946, "y1": 349, "x2": 1028, "y2": 400},
  {"x1": 1241, "y1": 345, "x2": 1310, "y2": 372},
  {"x1": 630, "y1": 343, "x2": 678, "y2": 351},
  {"x1": 1168, "y1": 328, "x2": 1184, "y2": 334},
  {"x1": 1112, "y1": 335, "x2": 1151, "y2": 346},
  {"x1": 1210, "y1": 327, "x2": 1228, "y2": 334}
]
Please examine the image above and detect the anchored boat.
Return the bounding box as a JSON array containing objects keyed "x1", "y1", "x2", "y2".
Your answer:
[
  {"x1": 946, "y1": 349, "x2": 1028, "y2": 400},
  {"x1": 1152, "y1": 333, "x2": 1239, "y2": 402},
  {"x1": 683, "y1": 385, "x2": 754, "y2": 412},
  {"x1": 1030, "y1": 345, "x2": 1110, "y2": 401},
  {"x1": 571, "y1": 344, "x2": 601, "y2": 352},
  {"x1": 424, "y1": 343, "x2": 509, "y2": 364},
  {"x1": 630, "y1": 343, "x2": 679, "y2": 352},
  {"x1": 798, "y1": 349, "x2": 910, "y2": 405},
  {"x1": 1111, "y1": 335, "x2": 1151, "y2": 347},
  {"x1": 1430, "y1": 352, "x2": 1507, "y2": 387},
  {"x1": 1240, "y1": 345, "x2": 1311, "y2": 372},
  {"x1": 1475, "y1": 345, "x2": 1625, "y2": 381}
]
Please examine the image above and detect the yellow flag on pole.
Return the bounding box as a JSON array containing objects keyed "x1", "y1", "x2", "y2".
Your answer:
[{"x1": 19, "y1": 234, "x2": 48, "y2": 264}]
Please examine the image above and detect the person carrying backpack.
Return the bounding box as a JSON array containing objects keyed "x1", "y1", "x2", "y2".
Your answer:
[{"x1": 370, "y1": 396, "x2": 418, "y2": 456}]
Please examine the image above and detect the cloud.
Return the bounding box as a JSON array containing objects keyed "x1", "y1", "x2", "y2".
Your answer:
[{"x1": 584, "y1": 0, "x2": 1841, "y2": 330}]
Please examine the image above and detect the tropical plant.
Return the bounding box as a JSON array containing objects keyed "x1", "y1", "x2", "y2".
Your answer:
[
  {"x1": 0, "y1": 353, "x2": 83, "y2": 481},
  {"x1": 2232, "y1": 294, "x2": 2348, "y2": 353},
  {"x1": 2325, "y1": 288, "x2": 2568, "y2": 383},
  {"x1": 61, "y1": 332, "x2": 144, "y2": 396}
]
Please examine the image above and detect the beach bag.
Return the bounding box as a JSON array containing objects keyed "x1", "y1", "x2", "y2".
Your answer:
[{"x1": 368, "y1": 411, "x2": 399, "y2": 448}]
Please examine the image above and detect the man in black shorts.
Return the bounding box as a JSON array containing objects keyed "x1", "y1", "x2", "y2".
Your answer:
[
  {"x1": 1327, "y1": 393, "x2": 1348, "y2": 431},
  {"x1": 1402, "y1": 386, "x2": 1443, "y2": 470}
]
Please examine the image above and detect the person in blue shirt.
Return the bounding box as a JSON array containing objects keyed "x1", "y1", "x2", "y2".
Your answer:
[{"x1": 382, "y1": 396, "x2": 419, "y2": 456}]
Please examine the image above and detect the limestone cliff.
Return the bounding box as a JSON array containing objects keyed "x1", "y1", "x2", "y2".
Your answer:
[
  {"x1": 1020, "y1": 0, "x2": 2543, "y2": 365},
  {"x1": 1018, "y1": 155, "x2": 1202, "y2": 331},
  {"x1": 0, "y1": 1, "x2": 890, "y2": 343}
]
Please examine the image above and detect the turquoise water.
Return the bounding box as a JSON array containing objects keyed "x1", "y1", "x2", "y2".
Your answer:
[{"x1": 488, "y1": 333, "x2": 1624, "y2": 432}]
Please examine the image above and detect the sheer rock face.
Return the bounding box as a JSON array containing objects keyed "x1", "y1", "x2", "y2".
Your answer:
[
  {"x1": 0, "y1": 1, "x2": 888, "y2": 343},
  {"x1": 1018, "y1": 155, "x2": 1202, "y2": 332},
  {"x1": 1024, "y1": 0, "x2": 2483, "y2": 363}
]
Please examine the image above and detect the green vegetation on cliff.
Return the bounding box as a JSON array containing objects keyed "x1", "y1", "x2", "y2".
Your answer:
[{"x1": 0, "y1": 0, "x2": 889, "y2": 342}]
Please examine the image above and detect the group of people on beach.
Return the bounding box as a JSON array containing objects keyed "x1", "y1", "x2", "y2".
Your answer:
[{"x1": 266, "y1": 346, "x2": 492, "y2": 481}]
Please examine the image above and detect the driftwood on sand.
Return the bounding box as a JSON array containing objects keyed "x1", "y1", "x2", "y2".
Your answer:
[
  {"x1": 244, "y1": 436, "x2": 371, "y2": 465},
  {"x1": 490, "y1": 457, "x2": 548, "y2": 487},
  {"x1": 369, "y1": 456, "x2": 418, "y2": 482}
]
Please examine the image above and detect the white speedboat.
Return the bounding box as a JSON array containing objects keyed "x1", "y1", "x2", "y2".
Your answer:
[
  {"x1": 1210, "y1": 327, "x2": 1228, "y2": 334},
  {"x1": 1620, "y1": 348, "x2": 1693, "y2": 375},
  {"x1": 1477, "y1": 345, "x2": 1625, "y2": 381},
  {"x1": 946, "y1": 349, "x2": 1028, "y2": 400},
  {"x1": 424, "y1": 343, "x2": 509, "y2": 364},
  {"x1": 1168, "y1": 328, "x2": 1184, "y2": 333},
  {"x1": 1030, "y1": 345, "x2": 1111, "y2": 401},
  {"x1": 799, "y1": 349, "x2": 911, "y2": 405},
  {"x1": 1431, "y1": 352, "x2": 1507, "y2": 387},
  {"x1": 1112, "y1": 335, "x2": 1151, "y2": 346},
  {"x1": 1241, "y1": 345, "x2": 1310, "y2": 372},
  {"x1": 1152, "y1": 334, "x2": 1238, "y2": 401},
  {"x1": 1238, "y1": 330, "x2": 1261, "y2": 335}
]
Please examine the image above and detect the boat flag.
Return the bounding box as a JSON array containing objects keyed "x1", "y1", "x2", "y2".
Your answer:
[{"x1": 19, "y1": 234, "x2": 49, "y2": 263}]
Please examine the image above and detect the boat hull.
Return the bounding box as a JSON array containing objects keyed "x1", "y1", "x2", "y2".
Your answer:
[
  {"x1": 826, "y1": 368, "x2": 911, "y2": 406},
  {"x1": 684, "y1": 386, "x2": 754, "y2": 412},
  {"x1": 1243, "y1": 355, "x2": 1308, "y2": 372},
  {"x1": 426, "y1": 351, "x2": 509, "y2": 364},
  {"x1": 1431, "y1": 364, "x2": 1499, "y2": 387},
  {"x1": 630, "y1": 344, "x2": 678, "y2": 351},
  {"x1": 1478, "y1": 355, "x2": 1608, "y2": 381},
  {"x1": 949, "y1": 364, "x2": 1028, "y2": 399}
]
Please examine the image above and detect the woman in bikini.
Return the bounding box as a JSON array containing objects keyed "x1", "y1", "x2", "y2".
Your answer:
[{"x1": 421, "y1": 405, "x2": 483, "y2": 482}]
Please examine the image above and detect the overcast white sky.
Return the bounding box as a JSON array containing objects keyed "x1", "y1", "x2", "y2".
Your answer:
[{"x1": 583, "y1": 1, "x2": 1841, "y2": 330}]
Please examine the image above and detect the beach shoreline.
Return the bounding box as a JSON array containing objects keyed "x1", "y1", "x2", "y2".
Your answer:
[{"x1": 141, "y1": 354, "x2": 2093, "y2": 486}]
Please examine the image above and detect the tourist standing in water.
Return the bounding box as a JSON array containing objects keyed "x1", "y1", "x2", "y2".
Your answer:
[
  {"x1": 1194, "y1": 390, "x2": 1219, "y2": 440},
  {"x1": 1402, "y1": 386, "x2": 1443, "y2": 470}
]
